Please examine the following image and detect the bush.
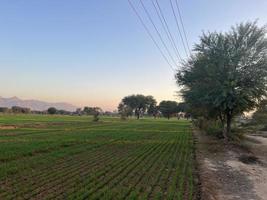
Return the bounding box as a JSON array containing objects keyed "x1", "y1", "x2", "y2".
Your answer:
[
  {"x1": 120, "y1": 114, "x2": 127, "y2": 121},
  {"x1": 193, "y1": 117, "x2": 223, "y2": 138},
  {"x1": 192, "y1": 117, "x2": 206, "y2": 129},
  {"x1": 92, "y1": 112, "x2": 100, "y2": 122},
  {"x1": 229, "y1": 128, "x2": 245, "y2": 142},
  {"x1": 205, "y1": 121, "x2": 223, "y2": 138},
  {"x1": 260, "y1": 125, "x2": 267, "y2": 131},
  {"x1": 0, "y1": 107, "x2": 9, "y2": 113}
]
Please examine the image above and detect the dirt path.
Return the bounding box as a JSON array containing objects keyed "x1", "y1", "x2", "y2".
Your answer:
[{"x1": 195, "y1": 131, "x2": 267, "y2": 200}]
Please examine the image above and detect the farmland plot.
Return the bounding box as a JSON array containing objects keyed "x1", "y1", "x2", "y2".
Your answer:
[{"x1": 0, "y1": 115, "x2": 195, "y2": 200}]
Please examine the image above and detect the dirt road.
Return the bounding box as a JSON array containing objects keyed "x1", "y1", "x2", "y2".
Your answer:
[{"x1": 195, "y1": 131, "x2": 267, "y2": 200}]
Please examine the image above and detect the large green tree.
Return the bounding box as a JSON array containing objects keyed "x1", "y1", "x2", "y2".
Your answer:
[
  {"x1": 176, "y1": 21, "x2": 267, "y2": 140},
  {"x1": 119, "y1": 94, "x2": 156, "y2": 119}
]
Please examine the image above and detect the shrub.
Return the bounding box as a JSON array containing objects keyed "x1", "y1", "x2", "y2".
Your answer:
[
  {"x1": 193, "y1": 117, "x2": 223, "y2": 138},
  {"x1": 205, "y1": 121, "x2": 223, "y2": 138},
  {"x1": 0, "y1": 107, "x2": 9, "y2": 113},
  {"x1": 92, "y1": 110, "x2": 100, "y2": 122},
  {"x1": 260, "y1": 125, "x2": 267, "y2": 131}
]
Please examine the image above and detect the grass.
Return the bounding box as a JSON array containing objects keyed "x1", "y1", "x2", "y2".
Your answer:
[{"x1": 0, "y1": 114, "x2": 195, "y2": 200}]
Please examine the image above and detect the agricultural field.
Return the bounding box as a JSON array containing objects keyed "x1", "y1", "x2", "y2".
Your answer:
[{"x1": 0, "y1": 114, "x2": 195, "y2": 200}]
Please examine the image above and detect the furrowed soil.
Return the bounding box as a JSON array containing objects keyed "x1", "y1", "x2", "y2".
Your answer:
[{"x1": 0, "y1": 114, "x2": 196, "y2": 200}]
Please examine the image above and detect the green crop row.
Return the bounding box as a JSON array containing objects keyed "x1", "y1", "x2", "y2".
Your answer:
[{"x1": 0, "y1": 114, "x2": 195, "y2": 200}]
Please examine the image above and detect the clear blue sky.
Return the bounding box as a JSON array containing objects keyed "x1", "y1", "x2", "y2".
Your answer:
[{"x1": 0, "y1": 0, "x2": 266, "y2": 111}]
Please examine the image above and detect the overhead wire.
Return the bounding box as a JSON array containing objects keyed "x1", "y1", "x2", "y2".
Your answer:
[
  {"x1": 128, "y1": 0, "x2": 176, "y2": 71},
  {"x1": 139, "y1": 0, "x2": 180, "y2": 68},
  {"x1": 175, "y1": 0, "x2": 191, "y2": 55},
  {"x1": 169, "y1": 0, "x2": 189, "y2": 58},
  {"x1": 151, "y1": 0, "x2": 182, "y2": 62}
]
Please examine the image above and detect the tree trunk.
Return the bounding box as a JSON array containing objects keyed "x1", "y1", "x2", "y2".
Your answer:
[
  {"x1": 223, "y1": 126, "x2": 228, "y2": 141},
  {"x1": 219, "y1": 114, "x2": 227, "y2": 140},
  {"x1": 135, "y1": 109, "x2": 140, "y2": 119},
  {"x1": 226, "y1": 114, "x2": 232, "y2": 137},
  {"x1": 223, "y1": 113, "x2": 232, "y2": 142}
]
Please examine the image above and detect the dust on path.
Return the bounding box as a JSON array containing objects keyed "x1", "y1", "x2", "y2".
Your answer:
[{"x1": 195, "y1": 131, "x2": 267, "y2": 200}]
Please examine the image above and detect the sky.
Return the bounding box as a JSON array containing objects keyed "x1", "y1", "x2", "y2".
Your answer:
[{"x1": 0, "y1": 0, "x2": 266, "y2": 111}]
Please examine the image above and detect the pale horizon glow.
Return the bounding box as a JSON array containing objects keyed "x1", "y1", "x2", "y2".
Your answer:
[{"x1": 0, "y1": 0, "x2": 266, "y2": 111}]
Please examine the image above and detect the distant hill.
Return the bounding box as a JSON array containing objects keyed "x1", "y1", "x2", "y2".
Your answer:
[{"x1": 0, "y1": 96, "x2": 77, "y2": 112}]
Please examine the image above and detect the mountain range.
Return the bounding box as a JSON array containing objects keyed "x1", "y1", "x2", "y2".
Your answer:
[{"x1": 0, "y1": 96, "x2": 77, "y2": 112}]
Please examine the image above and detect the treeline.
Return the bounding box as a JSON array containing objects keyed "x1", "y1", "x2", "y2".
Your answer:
[
  {"x1": 118, "y1": 94, "x2": 189, "y2": 120},
  {"x1": 0, "y1": 98, "x2": 189, "y2": 120},
  {"x1": 0, "y1": 106, "x2": 111, "y2": 117},
  {"x1": 0, "y1": 106, "x2": 31, "y2": 114},
  {"x1": 0, "y1": 106, "x2": 74, "y2": 115}
]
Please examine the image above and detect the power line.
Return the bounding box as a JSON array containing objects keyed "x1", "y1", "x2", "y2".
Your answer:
[
  {"x1": 139, "y1": 0, "x2": 179, "y2": 68},
  {"x1": 175, "y1": 0, "x2": 191, "y2": 55},
  {"x1": 151, "y1": 0, "x2": 182, "y2": 62},
  {"x1": 169, "y1": 0, "x2": 189, "y2": 58},
  {"x1": 128, "y1": 0, "x2": 175, "y2": 71}
]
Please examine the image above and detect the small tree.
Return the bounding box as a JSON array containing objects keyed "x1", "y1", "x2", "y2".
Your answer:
[
  {"x1": 92, "y1": 110, "x2": 100, "y2": 122},
  {"x1": 47, "y1": 107, "x2": 57, "y2": 115},
  {"x1": 83, "y1": 106, "x2": 102, "y2": 121},
  {"x1": 158, "y1": 101, "x2": 178, "y2": 119},
  {"x1": 91, "y1": 107, "x2": 102, "y2": 122},
  {"x1": 146, "y1": 96, "x2": 158, "y2": 118},
  {"x1": 83, "y1": 107, "x2": 95, "y2": 115},
  {"x1": 75, "y1": 108, "x2": 82, "y2": 116},
  {"x1": 119, "y1": 94, "x2": 156, "y2": 119},
  {"x1": 118, "y1": 103, "x2": 132, "y2": 120}
]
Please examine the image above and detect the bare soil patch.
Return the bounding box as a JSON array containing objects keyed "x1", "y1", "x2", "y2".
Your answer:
[
  {"x1": 0, "y1": 125, "x2": 17, "y2": 130},
  {"x1": 20, "y1": 122, "x2": 66, "y2": 128},
  {"x1": 195, "y1": 130, "x2": 267, "y2": 200}
]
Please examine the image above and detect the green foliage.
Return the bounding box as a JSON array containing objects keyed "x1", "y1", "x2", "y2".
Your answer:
[
  {"x1": 261, "y1": 125, "x2": 267, "y2": 131},
  {"x1": 119, "y1": 94, "x2": 157, "y2": 119},
  {"x1": 177, "y1": 102, "x2": 189, "y2": 113},
  {"x1": 11, "y1": 106, "x2": 31, "y2": 114},
  {"x1": 176, "y1": 21, "x2": 267, "y2": 140},
  {"x1": 206, "y1": 123, "x2": 222, "y2": 137},
  {"x1": 118, "y1": 103, "x2": 133, "y2": 120},
  {"x1": 47, "y1": 107, "x2": 57, "y2": 115},
  {"x1": 146, "y1": 95, "x2": 157, "y2": 116},
  {"x1": 194, "y1": 118, "x2": 223, "y2": 138},
  {"x1": 158, "y1": 100, "x2": 178, "y2": 119},
  {"x1": 92, "y1": 111, "x2": 100, "y2": 122},
  {"x1": 0, "y1": 107, "x2": 9, "y2": 113},
  {"x1": 83, "y1": 106, "x2": 102, "y2": 115},
  {"x1": 82, "y1": 107, "x2": 102, "y2": 122},
  {"x1": 57, "y1": 109, "x2": 71, "y2": 115}
]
